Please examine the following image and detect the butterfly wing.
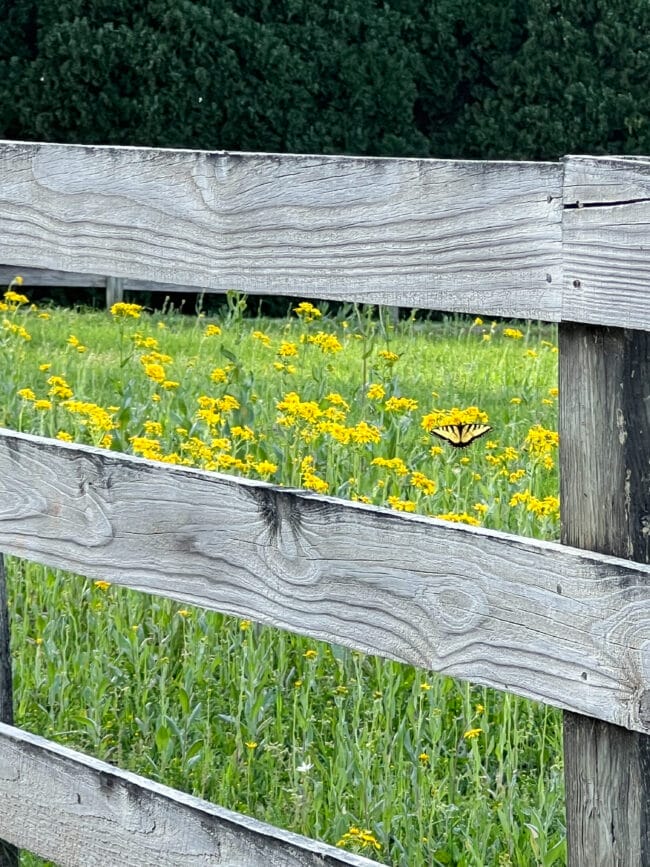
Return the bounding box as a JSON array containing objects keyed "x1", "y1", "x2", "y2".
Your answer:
[
  {"x1": 431, "y1": 423, "x2": 492, "y2": 448},
  {"x1": 457, "y1": 423, "x2": 492, "y2": 446}
]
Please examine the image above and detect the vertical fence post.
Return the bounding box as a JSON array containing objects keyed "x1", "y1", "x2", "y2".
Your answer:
[
  {"x1": 0, "y1": 554, "x2": 19, "y2": 867},
  {"x1": 559, "y1": 325, "x2": 650, "y2": 865},
  {"x1": 105, "y1": 276, "x2": 124, "y2": 309}
]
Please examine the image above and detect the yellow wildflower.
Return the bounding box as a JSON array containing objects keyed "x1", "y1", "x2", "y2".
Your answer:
[
  {"x1": 372, "y1": 456, "x2": 409, "y2": 476},
  {"x1": 143, "y1": 363, "x2": 166, "y2": 384},
  {"x1": 3, "y1": 320, "x2": 31, "y2": 341},
  {"x1": 307, "y1": 331, "x2": 343, "y2": 353},
  {"x1": 464, "y1": 728, "x2": 482, "y2": 740},
  {"x1": 215, "y1": 394, "x2": 240, "y2": 412},
  {"x1": 231, "y1": 425, "x2": 255, "y2": 441},
  {"x1": 422, "y1": 405, "x2": 489, "y2": 430},
  {"x1": 503, "y1": 327, "x2": 524, "y2": 339},
  {"x1": 210, "y1": 367, "x2": 228, "y2": 383},
  {"x1": 526, "y1": 425, "x2": 559, "y2": 456},
  {"x1": 140, "y1": 351, "x2": 173, "y2": 365},
  {"x1": 64, "y1": 400, "x2": 116, "y2": 433},
  {"x1": 4, "y1": 289, "x2": 29, "y2": 305},
  {"x1": 130, "y1": 436, "x2": 163, "y2": 460},
  {"x1": 204, "y1": 324, "x2": 222, "y2": 337},
  {"x1": 67, "y1": 335, "x2": 87, "y2": 352},
  {"x1": 387, "y1": 496, "x2": 416, "y2": 512},
  {"x1": 337, "y1": 827, "x2": 382, "y2": 853},
  {"x1": 349, "y1": 421, "x2": 381, "y2": 445},
  {"x1": 410, "y1": 472, "x2": 436, "y2": 495},
  {"x1": 293, "y1": 301, "x2": 322, "y2": 321},
  {"x1": 132, "y1": 333, "x2": 159, "y2": 349},
  {"x1": 366, "y1": 383, "x2": 385, "y2": 401},
  {"x1": 47, "y1": 376, "x2": 73, "y2": 400},
  {"x1": 325, "y1": 392, "x2": 350, "y2": 410},
  {"x1": 435, "y1": 512, "x2": 481, "y2": 527},
  {"x1": 278, "y1": 341, "x2": 299, "y2": 357},
  {"x1": 110, "y1": 302, "x2": 143, "y2": 319},
  {"x1": 143, "y1": 420, "x2": 164, "y2": 437},
  {"x1": 384, "y1": 396, "x2": 418, "y2": 413}
]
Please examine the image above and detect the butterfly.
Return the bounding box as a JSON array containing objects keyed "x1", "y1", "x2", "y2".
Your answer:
[{"x1": 430, "y1": 423, "x2": 492, "y2": 448}]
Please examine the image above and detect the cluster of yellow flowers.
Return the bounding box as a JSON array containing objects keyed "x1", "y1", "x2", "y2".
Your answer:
[
  {"x1": 2, "y1": 284, "x2": 560, "y2": 535},
  {"x1": 336, "y1": 826, "x2": 382, "y2": 853}
]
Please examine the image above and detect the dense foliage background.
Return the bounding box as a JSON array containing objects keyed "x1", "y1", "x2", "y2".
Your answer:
[{"x1": 1, "y1": 0, "x2": 649, "y2": 161}]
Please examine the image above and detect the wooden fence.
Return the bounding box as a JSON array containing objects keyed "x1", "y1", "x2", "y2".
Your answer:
[
  {"x1": 0, "y1": 140, "x2": 649, "y2": 865},
  {"x1": 0, "y1": 265, "x2": 210, "y2": 308}
]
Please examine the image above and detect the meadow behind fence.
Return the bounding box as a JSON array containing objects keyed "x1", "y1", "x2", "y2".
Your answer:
[{"x1": 0, "y1": 142, "x2": 649, "y2": 866}]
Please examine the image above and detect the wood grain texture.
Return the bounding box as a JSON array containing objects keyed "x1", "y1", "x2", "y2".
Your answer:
[
  {"x1": 0, "y1": 722, "x2": 379, "y2": 867},
  {"x1": 0, "y1": 140, "x2": 563, "y2": 319},
  {"x1": 560, "y1": 325, "x2": 650, "y2": 865},
  {"x1": 3, "y1": 429, "x2": 650, "y2": 732},
  {"x1": 563, "y1": 156, "x2": 650, "y2": 330}
]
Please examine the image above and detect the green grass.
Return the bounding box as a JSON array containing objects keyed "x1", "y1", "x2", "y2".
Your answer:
[{"x1": 1, "y1": 289, "x2": 565, "y2": 865}]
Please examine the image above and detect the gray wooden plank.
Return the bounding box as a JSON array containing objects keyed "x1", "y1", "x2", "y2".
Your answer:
[
  {"x1": 560, "y1": 324, "x2": 650, "y2": 866},
  {"x1": 0, "y1": 265, "x2": 221, "y2": 298},
  {"x1": 563, "y1": 155, "x2": 650, "y2": 330},
  {"x1": 0, "y1": 722, "x2": 379, "y2": 867},
  {"x1": 3, "y1": 429, "x2": 650, "y2": 732},
  {"x1": 0, "y1": 265, "x2": 107, "y2": 288},
  {"x1": 0, "y1": 140, "x2": 563, "y2": 319}
]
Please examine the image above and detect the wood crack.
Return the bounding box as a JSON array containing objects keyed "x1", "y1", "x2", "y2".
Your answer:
[{"x1": 564, "y1": 197, "x2": 650, "y2": 210}]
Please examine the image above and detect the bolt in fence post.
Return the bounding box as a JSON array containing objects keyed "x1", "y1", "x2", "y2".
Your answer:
[
  {"x1": 559, "y1": 324, "x2": 650, "y2": 866},
  {"x1": 0, "y1": 553, "x2": 19, "y2": 867}
]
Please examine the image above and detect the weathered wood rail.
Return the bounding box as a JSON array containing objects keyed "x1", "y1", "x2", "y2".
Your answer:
[
  {"x1": 0, "y1": 265, "x2": 209, "y2": 308},
  {"x1": 1, "y1": 140, "x2": 650, "y2": 865}
]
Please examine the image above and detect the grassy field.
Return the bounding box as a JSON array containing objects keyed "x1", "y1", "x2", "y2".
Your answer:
[{"x1": 1, "y1": 283, "x2": 565, "y2": 865}]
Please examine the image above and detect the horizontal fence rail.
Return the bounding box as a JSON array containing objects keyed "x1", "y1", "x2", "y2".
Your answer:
[
  {"x1": 2, "y1": 428, "x2": 650, "y2": 734},
  {"x1": 0, "y1": 722, "x2": 380, "y2": 867},
  {"x1": 0, "y1": 139, "x2": 564, "y2": 321},
  {"x1": 2, "y1": 143, "x2": 649, "y2": 328},
  {"x1": 0, "y1": 265, "x2": 209, "y2": 299}
]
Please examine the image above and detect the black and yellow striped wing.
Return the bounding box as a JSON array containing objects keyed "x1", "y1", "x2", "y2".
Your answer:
[{"x1": 430, "y1": 423, "x2": 492, "y2": 448}]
